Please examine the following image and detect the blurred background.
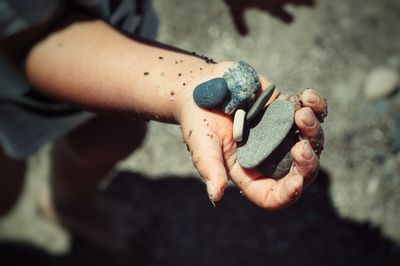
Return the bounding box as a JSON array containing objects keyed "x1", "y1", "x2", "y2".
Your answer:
[{"x1": 1, "y1": 0, "x2": 399, "y2": 265}]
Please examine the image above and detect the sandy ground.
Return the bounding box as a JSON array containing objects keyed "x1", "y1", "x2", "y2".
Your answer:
[{"x1": 1, "y1": 0, "x2": 400, "y2": 265}]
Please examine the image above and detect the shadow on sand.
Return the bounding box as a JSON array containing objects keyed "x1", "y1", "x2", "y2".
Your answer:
[
  {"x1": 224, "y1": 0, "x2": 316, "y2": 35},
  {"x1": 0, "y1": 169, "x2": 399, "y2": 266}
]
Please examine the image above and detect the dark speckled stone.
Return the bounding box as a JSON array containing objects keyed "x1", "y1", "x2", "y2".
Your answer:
[
  {"x1": 237, "y1": 100, "x2": 296, "y2": 179},
  {"x1": 193, "y1": 78, "x2": 229, "y2": 109},
  {"x1": 222, "y1": 61, "x2": 262, "y2": 114}
]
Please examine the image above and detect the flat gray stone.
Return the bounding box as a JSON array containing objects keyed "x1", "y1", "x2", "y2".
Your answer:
[
  {"x1": 237, "y1": 100, "x2": 295, "y2": 178},
  {"x1": 246, "y1": 84, "x2": 276, "y2": 122}
]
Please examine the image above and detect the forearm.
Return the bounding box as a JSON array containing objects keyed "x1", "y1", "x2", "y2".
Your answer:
[{"x1": 25, "y1": 20, "x2": 217, "y2": 122}]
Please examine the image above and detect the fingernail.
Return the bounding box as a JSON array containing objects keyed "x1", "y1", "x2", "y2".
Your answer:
[
  {"x1": 287, "y1": 179, "x2": 301, "y2": 199},
  {"x1": 292, "y1": 182, "x2": 301, "y2": 197},
  {"x1": 302, "y1": 109, "x2": 316, "y2": 128},
  {"x1": 206, "y1": 182, "x2": 216, "y2": 200},
  {"x1": 302, "y1": 141, "x2": 314, "y2": 160},
  {"x1": 290, "y1": 174, "x2": 303, "y2": 197},
  {"x1": 304, "y1": 90, "x2": 320, "y2": 104}
]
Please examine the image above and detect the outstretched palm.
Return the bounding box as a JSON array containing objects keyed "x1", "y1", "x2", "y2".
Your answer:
[{"x1": 178, "y1": 63, "x2": 326, "y2": 210}]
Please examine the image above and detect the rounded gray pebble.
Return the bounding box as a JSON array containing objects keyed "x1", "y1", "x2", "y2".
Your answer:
[
  {"x1": 237, "y1": 100, "x2": 296, "y2": 178},
  {"x1": 193, "y1": 78, "x2": 229, "y2": 109}
]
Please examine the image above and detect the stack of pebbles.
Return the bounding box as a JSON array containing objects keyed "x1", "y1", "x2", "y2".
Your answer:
[{"x1": 193, "y1": 61, "x2": 296, "y2": 178}]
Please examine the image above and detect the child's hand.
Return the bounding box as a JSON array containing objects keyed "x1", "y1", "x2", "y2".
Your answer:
[{"x1": 176, "y1": 62, "x2": 327, "y2": 210}]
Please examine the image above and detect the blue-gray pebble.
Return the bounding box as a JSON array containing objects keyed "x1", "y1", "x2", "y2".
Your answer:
[{"x1": 193, "y1": 78, "x2": 229, "y2": 109}]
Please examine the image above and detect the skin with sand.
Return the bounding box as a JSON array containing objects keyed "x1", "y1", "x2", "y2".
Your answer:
[
  {"x1": 193, "y1": 62, "x2": 308, "y2": 179},
  {"x1": 25, "y1": 21, "x2": 326, "y2": 210}
]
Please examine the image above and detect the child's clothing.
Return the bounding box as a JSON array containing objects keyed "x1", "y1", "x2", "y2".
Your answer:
[{"x1": 0, "y1": 0, "x2": 158, "y2": 159}]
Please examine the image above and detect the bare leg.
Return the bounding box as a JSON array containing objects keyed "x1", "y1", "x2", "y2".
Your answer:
[
  {"x1": 41, "y1": 116, "x2": 148, "y2": 253},
  {"x1": 0, "y1": 148, "x2": 26, "y2": 217},
  {"x1": 42, "y1": 116, "x2": 147, "y2": 224},
  {"x1": 30, "y1": 115, "x2": 149, "y2": 253},
  {"x1": 50, "y1": 116, "x2": 147, "y2": 211}
]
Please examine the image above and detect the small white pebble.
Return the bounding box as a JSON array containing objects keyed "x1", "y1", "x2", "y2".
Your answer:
[
  {"x1": 233, "y1": 109, "x2": 246, "y2": 142},
  {"x1": 364, "y1": 67, "x2": 399, "y2": 100}
]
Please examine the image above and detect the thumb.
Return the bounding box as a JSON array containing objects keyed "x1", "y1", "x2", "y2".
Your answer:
[{"x1": 183, "y1": 127, "x2": 229, "y2": 202}]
